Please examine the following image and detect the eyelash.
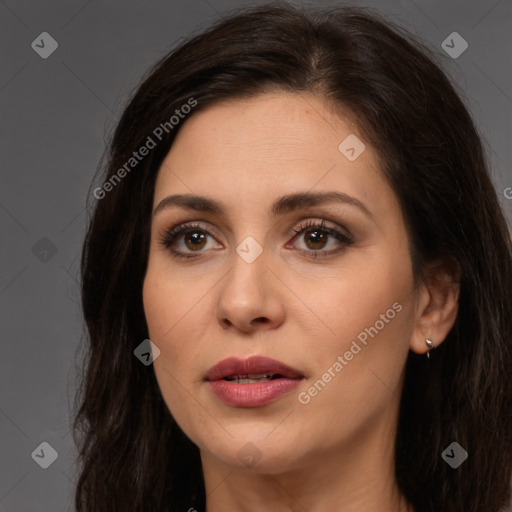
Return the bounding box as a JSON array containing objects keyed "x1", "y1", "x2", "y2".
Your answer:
[{"x1": 159, "y1": 220, "x2": 354, "y2": 260}]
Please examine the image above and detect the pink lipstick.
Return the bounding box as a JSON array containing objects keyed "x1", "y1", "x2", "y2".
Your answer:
[{"x1": 205, "y1": 355, "x2": 304, "y2": 407}]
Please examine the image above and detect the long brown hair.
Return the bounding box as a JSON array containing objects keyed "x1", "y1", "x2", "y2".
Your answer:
[{"x1": 76, "y1": 4, "x2": 512, "y2": 511}]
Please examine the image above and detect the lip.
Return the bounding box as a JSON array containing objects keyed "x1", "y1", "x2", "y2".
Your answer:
[{"x1": 205, "y1": 356, "x2": 304, "y2": 408}]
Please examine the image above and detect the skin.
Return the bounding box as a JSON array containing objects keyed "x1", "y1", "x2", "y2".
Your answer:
[{"x1": 143, "y1": 91, "x2": 459, "y2": 512}]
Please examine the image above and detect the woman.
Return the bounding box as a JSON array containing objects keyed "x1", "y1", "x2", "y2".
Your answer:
[{"x1": 75, "y1": 3, "x2": 512, "y2": 511}]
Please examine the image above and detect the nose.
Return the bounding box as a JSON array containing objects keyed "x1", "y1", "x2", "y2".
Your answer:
[{"x1": 215, "y1": 249, "x2": 285, "y2": 334}]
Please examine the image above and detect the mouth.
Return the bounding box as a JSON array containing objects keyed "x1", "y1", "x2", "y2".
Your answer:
[{"x1": 205, "y1": 356, "x2": 304, "y2": 407}]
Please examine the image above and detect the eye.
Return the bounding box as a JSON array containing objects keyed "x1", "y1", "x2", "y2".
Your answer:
[
  {"x1": 159, "y1": 222, "x2": 222, "y2": 259},
  {"x1": 287, "y1": 219, "x2": 354, "y2": 258},
  {"x1": 159, "y1": 219, "x2": 353, "y2": 260}
]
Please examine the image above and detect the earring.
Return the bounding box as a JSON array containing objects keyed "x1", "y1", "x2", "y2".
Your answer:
[{"x1": 425, "y1": 338, "x2": 435, "y2": 358}]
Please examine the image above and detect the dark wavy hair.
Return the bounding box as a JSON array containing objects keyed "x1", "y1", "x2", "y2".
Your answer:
[{"x1": 75, "y1": 3, "x2": 512, "y2": 511}]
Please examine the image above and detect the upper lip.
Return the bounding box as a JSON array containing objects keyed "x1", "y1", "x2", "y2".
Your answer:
[{"x1": 205, "y1": 356, "x2": 304, "y2": 381}]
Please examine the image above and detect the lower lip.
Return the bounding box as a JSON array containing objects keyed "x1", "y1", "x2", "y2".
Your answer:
[{"x1": 208, "y1": 378, "x2": 302, "y2": 407}]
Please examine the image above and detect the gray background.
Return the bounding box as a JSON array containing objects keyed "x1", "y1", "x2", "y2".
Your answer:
[{"x1": 1, "y1": 0, "x2": 511, "y2": 511}]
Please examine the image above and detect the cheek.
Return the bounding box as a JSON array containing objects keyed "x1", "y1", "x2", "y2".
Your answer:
[
  {"x1": 143, "y1": 267, "x2": 198, "y2": 367},
  {"x1": 298, "y1": 249, "x2": 413, "y2": 352},
  {"x1": 296, "y1": 252, "x2": 415, "y2": 415},
  {"x1": 142, "y1": 264, "x2": 212, "y2": 423},
  {"x1": 143, "y1": 258, "x2": 211, "y2": 343},
  {"x1": 143, "y1": 279, "x2": 194, "y2": 440}
]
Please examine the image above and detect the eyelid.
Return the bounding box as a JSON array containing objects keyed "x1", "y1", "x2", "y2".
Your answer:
[
  {"x1": 288, "y1": 218, "x2": 353, "y2": 241},
  {"x1": 160, "y1": 221, "x2": 221, "y2": 245}
]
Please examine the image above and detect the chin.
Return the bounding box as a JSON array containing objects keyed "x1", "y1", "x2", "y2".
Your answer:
[{"x1": 197, "y1": 426, "x2": 309, "y2": 474}]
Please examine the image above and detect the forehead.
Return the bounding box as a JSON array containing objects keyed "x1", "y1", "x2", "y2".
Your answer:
[{"x1": 153, "y1": 92, "x2": 394, "y2": 220}]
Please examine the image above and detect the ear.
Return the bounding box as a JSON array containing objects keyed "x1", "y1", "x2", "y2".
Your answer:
[{"x1": 410, "y1": 258, "x2": 461, "y2": 355}]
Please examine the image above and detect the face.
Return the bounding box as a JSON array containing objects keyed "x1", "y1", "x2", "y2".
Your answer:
[{"x1": 143, "y1": 91, "x2": 419, "y2": 474}]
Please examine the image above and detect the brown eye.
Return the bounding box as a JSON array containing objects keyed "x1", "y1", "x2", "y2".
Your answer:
[
  {"x1": 289, "y1": 220, "x2": 354, "y2": 258},
  {"x1": 160, "y1": 223, "x2": 223, "y2": 259},
  {"x1": 184, "y1": 231, "x2": 207, "y2": 251},
  {"x1": 303, "y1": 228, "x2": 328, "y2": 250}
]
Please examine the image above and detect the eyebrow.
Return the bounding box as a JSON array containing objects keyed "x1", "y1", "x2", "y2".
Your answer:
[{"x1": 153, "y1": 191, "x2": 373, "y2": 219}]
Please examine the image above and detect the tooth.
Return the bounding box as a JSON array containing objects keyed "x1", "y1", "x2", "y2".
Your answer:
[
  {"x1": 236, "y1": 378, "x2": 271, "y2": 384},
  {"x1": 223, "y1": 373, "x2": 282, "y2": 383}
]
